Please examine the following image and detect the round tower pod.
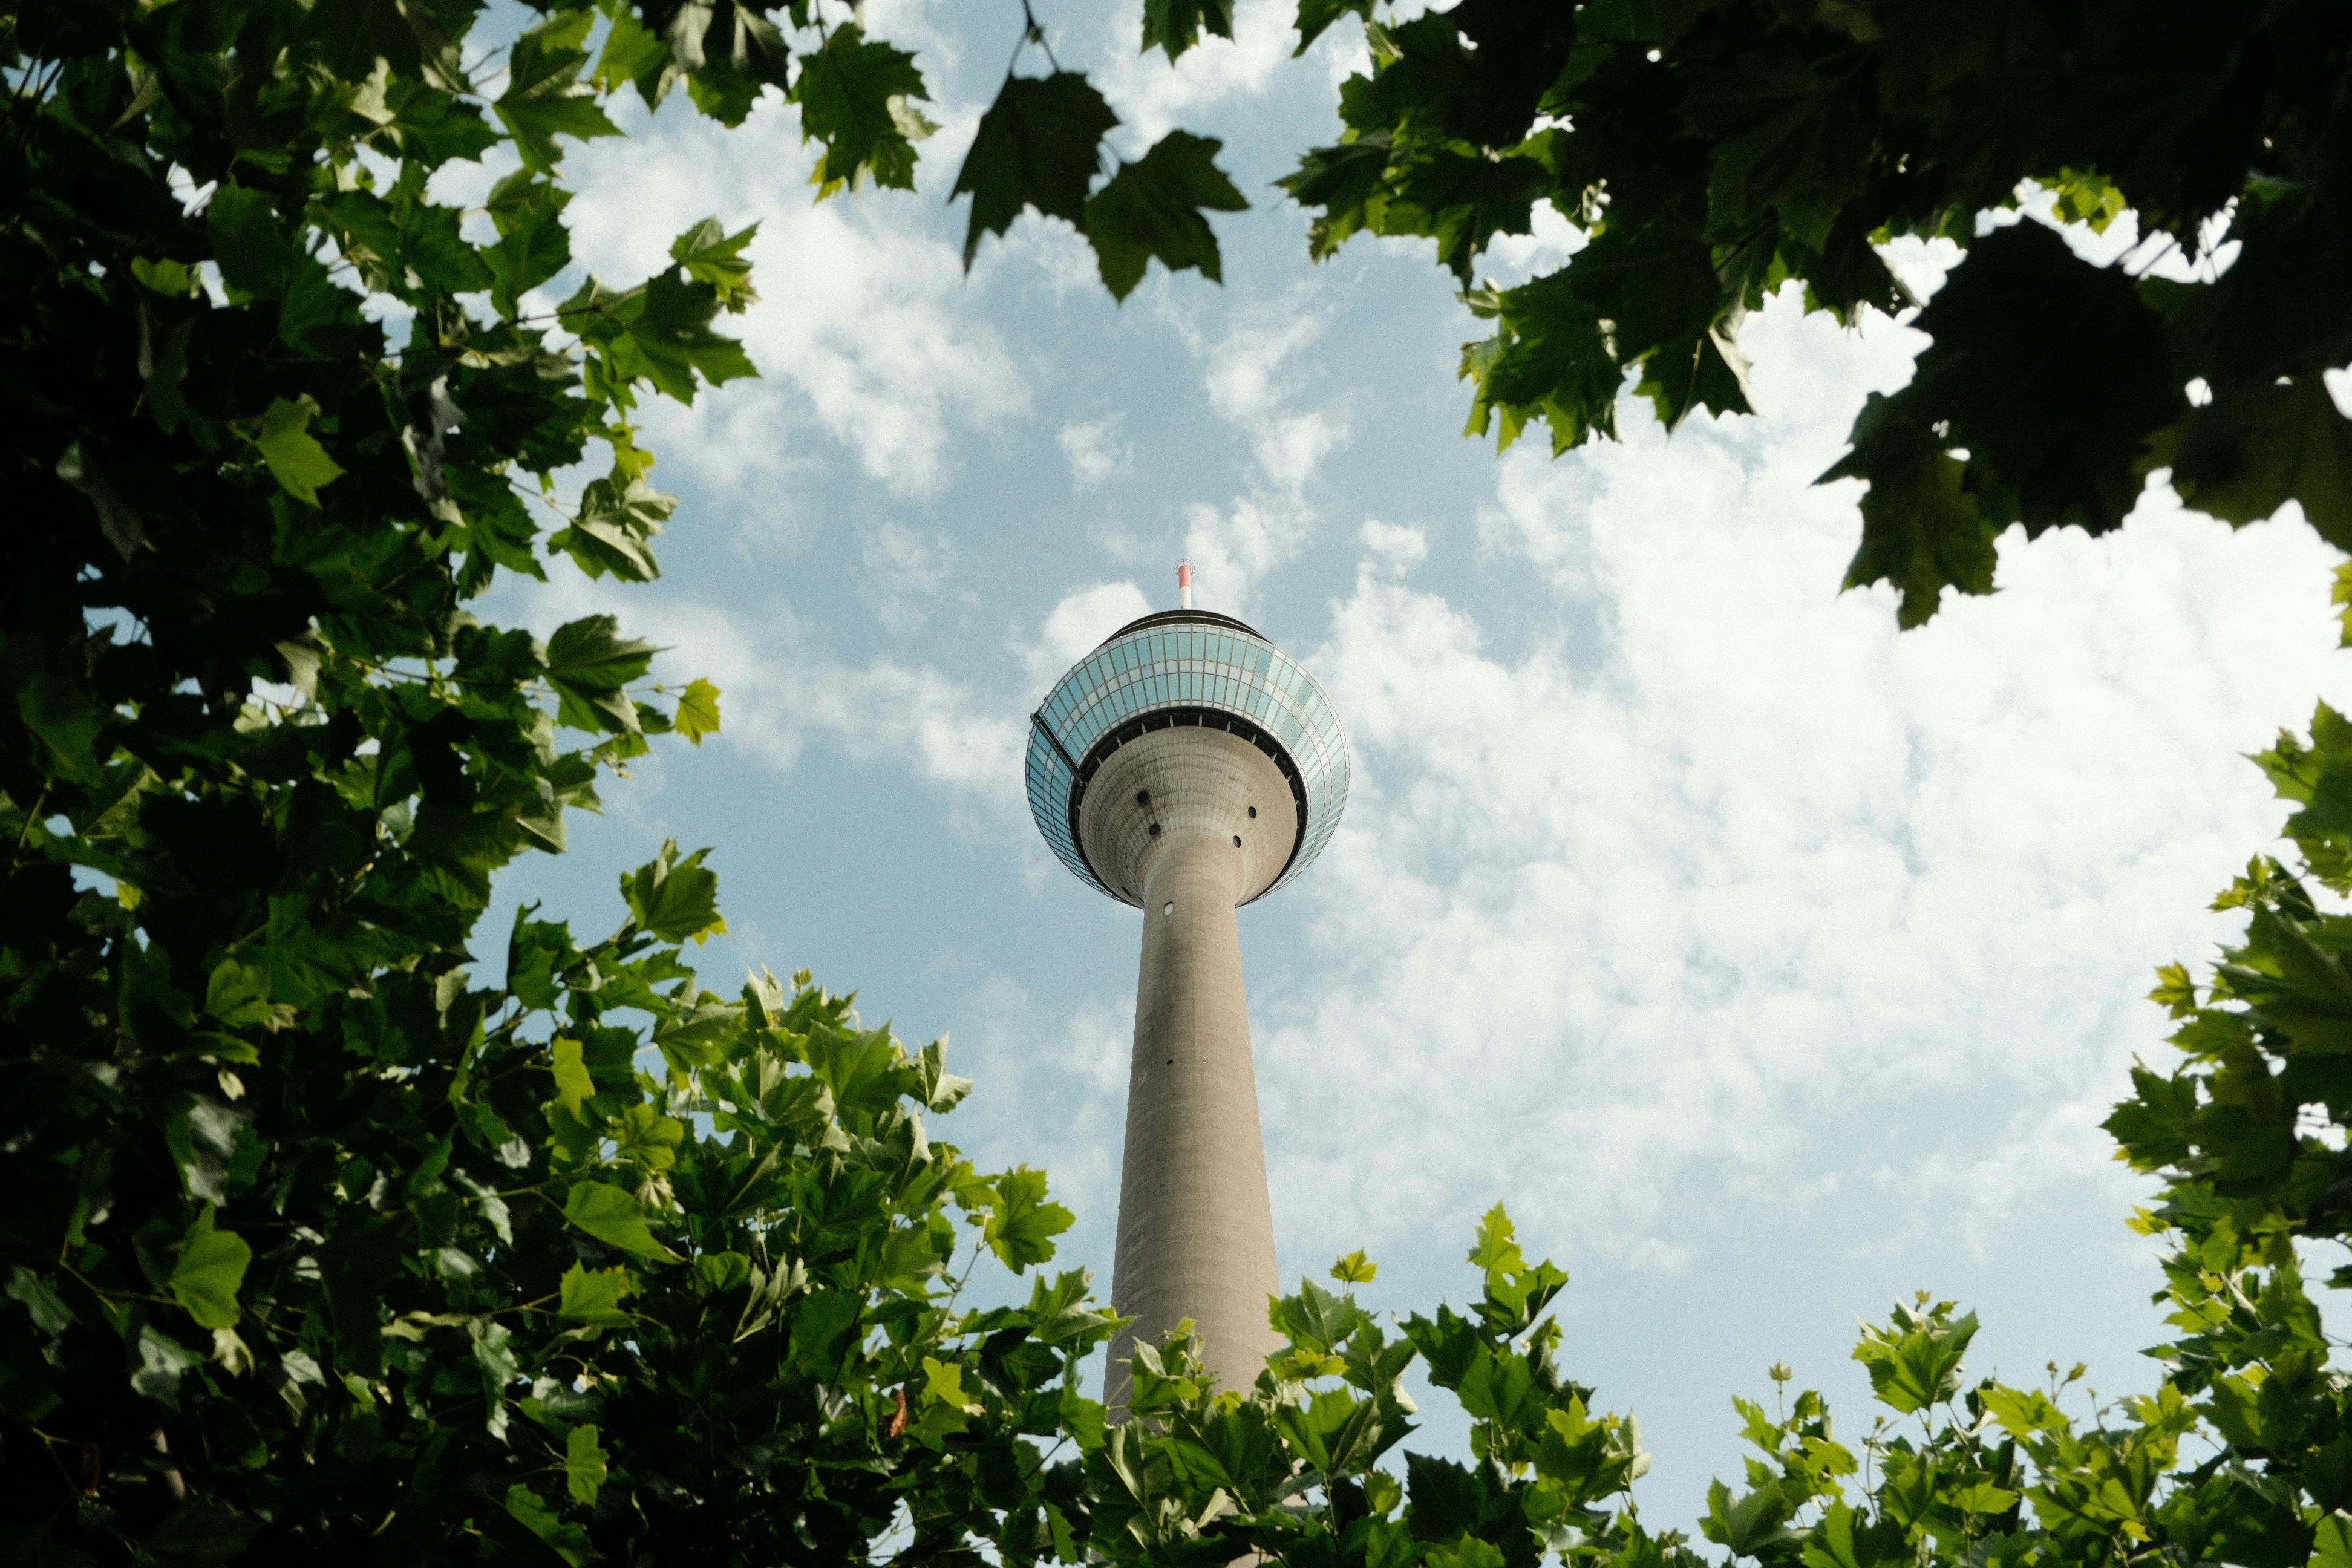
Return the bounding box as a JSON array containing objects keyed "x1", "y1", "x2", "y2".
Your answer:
[
  {"x1": 1024, "y1": 608, "x2": 1350, "y2": 907},
  {"x1": 1022, "y1": 593, "x2": 1350, "y2": 1418}
]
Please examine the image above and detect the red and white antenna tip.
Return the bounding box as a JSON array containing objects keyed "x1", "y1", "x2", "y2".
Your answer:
[{"x1": 1177, "y1": 561, "x2": 1193, "y2": 609}]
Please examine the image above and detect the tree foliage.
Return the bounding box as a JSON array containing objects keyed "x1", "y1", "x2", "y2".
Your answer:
[
  {"x1": 0, "y1": 0, "x2": 1105, "y2": 1557},
  {"x1": 17, "y1": 0, "x2": 2352, "y2": 1563},
  {"x1": 959, "y1": 0, "x2": 2352, "y2": 628}
]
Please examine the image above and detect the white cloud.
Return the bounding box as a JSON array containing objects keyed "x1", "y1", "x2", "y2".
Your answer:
[
  {"x1": 505, "y1": 572, "x2": 1026, "y2": 819},
  {"x1": 1026, "y1": 580, "x2": 1155, "y2": 690},
  {"x1": 1087, "y1": 0, "x2": 1301, "y2": 145},
  {"x1": 1358, "y1": 518, "x2": 1429, "y2": 575},
  {"x1": 861, "y1": 520, "x2": 959, "y2": 632},
  {"x1": 1059, "y1": 417, "x2": 1136, "y2": 491},
  {"x1": 1239, "y1": 282, "x2": 2351, "y2": 1282},
  {"x1": 1478, "y1": 447, "x2": 1596, "y2": 597},
  {"x1": 1184, "y1": 494, "x2": 1318, "y2": 617},
  {"x1": 1477, "y1": 200, "x2": 1589, "y2": 281},
  {"x1": 562, "y1": 96, "x2": 1025, "y2": 503},
  {"x1": 1202, "y1": 313, "x2": 1323, "y2": 424},
  {"x1": 1253, "y1": 410, "x2": 1347, "y2": 492},
  {"x1": 1175, "y1": 305, "x2": 1351, "y2": 610}
]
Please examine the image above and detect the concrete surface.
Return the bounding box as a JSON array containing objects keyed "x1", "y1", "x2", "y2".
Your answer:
[{"x1": 1082, "y1": 726, "x2": 1290, "y2": 1415}]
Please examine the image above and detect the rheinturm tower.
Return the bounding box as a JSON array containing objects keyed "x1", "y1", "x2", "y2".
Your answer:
[{"x1": 1025, "y1": 564, "x2": 1348, "y2": 1412}]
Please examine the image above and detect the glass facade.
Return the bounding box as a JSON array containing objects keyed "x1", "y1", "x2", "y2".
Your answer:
[{"x1": 1025, "y1": 614, "x2": 1349, "y2": 905}]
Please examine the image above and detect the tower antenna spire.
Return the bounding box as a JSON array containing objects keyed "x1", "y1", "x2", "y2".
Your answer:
[{"x1": 1177, "y1": 561, "x2": 1193, "y2": 609}]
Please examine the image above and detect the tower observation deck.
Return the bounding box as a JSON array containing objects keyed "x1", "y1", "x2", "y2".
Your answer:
[{"x1": 1024, "y1": 567, "x2": 1348, "y2": 1413}]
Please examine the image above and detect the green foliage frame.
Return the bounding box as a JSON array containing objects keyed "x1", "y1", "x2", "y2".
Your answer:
[{"x1": 10, "y1": 0, "x2": 2352, "y2": 1564}]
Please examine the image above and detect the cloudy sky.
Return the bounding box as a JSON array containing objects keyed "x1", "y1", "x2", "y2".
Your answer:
[{"x1": 469, "y1": 0, "x2": 2352, "y2": 1518}]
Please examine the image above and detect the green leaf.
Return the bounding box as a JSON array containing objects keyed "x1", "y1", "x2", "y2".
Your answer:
[
  {"x1": 134, "y1": 1325, "x2": 206, "y2": 1405},
  {"x1": 674, "y1": 678, "x2": 721, "y2": 745},
  {"x1": 545, "y1": 615, "x2": 655, "y2": 735},
  {"x1": 621, "y1": 840, "x2": 727, "y2": 944},
  {"x1": 794, "y1": 24, "x2": 929, "y2": 195},
  {"x1": 2143, "y1": 377, "x2": 2352, "y2": 549},
  {"x1": 612, "y1": 1103, "x2": 685, "y2": 1171},
  {"x1": 1460, "y1": 275, "x2": 1621, "y2": 456},
  {"x1": 982, "y1": 1166, "x2": 1074, "y2": 1270},
  {"x1": 669, "y1": 218, "x2": 759, "y2": 310},
  {"x1": 206, "y1": 959, "x2": 294, "y2": 1031},
  {"x1": 1822, "y1": 392, "x2": 2000, "y2": 628},
  {"x1": 564, "y1": 1423, "x2": 609, "y2": 1505},
  {"x1": 592, "y1": 2, "x2": 672, "y2": 106},
  {"x1": 16, "y1": 670, "x2": 106, "y2": 780},
  {"x1": 567, "y1": 270, "x2": 757, "y2": 405},
  {"x1": 168, "y1": 1204, "x2": 252, "y2": 1329},
  {"x1": 496, "y1": 9, "x2": 621, "y2": 174},
  {"x1": 505, "y1": 1483, "x2": 596, "y2": 1566},
  {"x1": 1898, "y1": 220, "x2": 2183, "y2": 535},
  {"x1": 1468, "y1": 1203, "x2": 1523, "y2": 1280},
  {"x1": 1083, "y1": 132, "x2": 1249, "y2": 299},
  {"x1": 1272, "y1": 1276, "x2": 1370, "y2": 1353},
  {"x1": 561, "y1": 474, "x2": 673, "y2": 583},
  {"x1": 1851, "y1": 1306, "x2": 1978, "y2": 1413},
  {"x1": 1142, "y1": 0, "x2": 1236, "y2": 62},
  {"x1": 6, "y1": 1266, "x2": 76, "y2": 1335},
  {"x1": 921, "y1": 1355, "x2": 982, "y2": 1413},
  {"x1": 563, "y1": 1180, "x2": 681, "y2": 1261},
  {"x1": 131, "y1": 255, "x2": 201, "y2": 297},
  {"x1": 207, "y1": 185, "x2": 293, "y2": 298},
  {"x1": 253, "y1": 396, "x2": 346, "y2": 506},
  {"x1": 2149, "y1": 961, "x2": 2199, "y2": 1019},
  {"x1": 139, "y1": 1498, "x2": 258, "y2": 1561},
  {"x1": 484, "y1": 171, "x2": 575, "y2": 319},
  {"x1": 557, "y1": 1261, "x2": 632, "y2": 1329},
  {"x1": 2042, "y1": 167, "x2": 2129, "y2": 233},
  {"x1": 2314, "y1": 1513, "x2": 2352, "y2": 1568},
  {"x1": 1802, "y1": 1500, "x2": 1910, "y2": 1568},
  {"x1": 952, "y1": 73, "x2": 1119, "y2": 269},
  {"x1": 1703, "y1": 1478, "x2": 1800, "y2": 1558},
  {"x1": 1682, "y1": 55, "x2": 1868, "y2": 252},
  {"x1": 1457, "y1": 1346, "x2": 1536, "y2": 1427},
  {"x1": 550, "y1": 1037, "x2": 594, "y2": 1115}
]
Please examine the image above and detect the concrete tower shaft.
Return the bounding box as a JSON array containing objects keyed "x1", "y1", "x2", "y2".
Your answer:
[
  {"x1": 1077, "y1": 728, "x2": 1293, "y2": 1412},
  {"x1": 1023, "y1": 596, "x2": 1347, "y2": 1419}
]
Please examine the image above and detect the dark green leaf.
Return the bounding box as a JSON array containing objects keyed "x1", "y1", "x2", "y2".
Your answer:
[
  {"x1": 562, "y1": 1181, "x2": 681, "y2": 1261},
  {"x1": 1142, "y1": 0, "x2": 1236, "y2": 62},
  {"x1": 207, "y1": 186, "x2": 293, "y2": 299},
  {"x1": 794, "y1": 24, "x2": 930, "y2": 195},
  {"x1": 496, "y1": 9, "x2": 622, "y2": 174},
  {"x1": 1822, "y1": 392, "x2": 2000, "y2": 628},
  {"x1": 620, "y1": 840, "x2": 726, "y2": 944},
  {"x1": 1082, "y1": 132, "x2": 1249, "y2": 299},
  {"x1": 505, "y1": 1484, "x2": 596, "y2": 1566},
  {"x1": 952, "y1": 73, "x2": 1119, "y2": 269},
  {"x1": 2144, "y1": 377, "x2": 2352, "y2": 549}
]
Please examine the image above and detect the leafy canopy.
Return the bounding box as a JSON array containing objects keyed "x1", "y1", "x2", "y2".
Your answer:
[
  {"x1": 956, "y1": 0, "x2": 2352, "y2": 629},
  {"x1": 0, "y1": 0, "x2": 1099, "y2": 1557},
  {"x1": 18, "y1": 0, "x2": 2352, "y2": 1564}
]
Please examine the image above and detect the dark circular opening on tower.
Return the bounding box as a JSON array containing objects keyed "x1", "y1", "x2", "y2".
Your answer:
[
  {"x1": 1232, "y1": 835, "x2": 1241, "y2": 848},
  {"x1": 1148, "y1": 822, "x2": 1161, "y2": 837},
  {"x1": 1247, "y1": 805, "x2": 1257, "y2": 818},
  {"x1": 1136, "y1": 789, "x2": 1150, "y2": 806}
]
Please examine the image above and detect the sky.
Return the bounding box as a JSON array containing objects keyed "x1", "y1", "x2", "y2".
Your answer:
[{"x1": 460, "y1": 0, "x2": 2352, "y2": 1524}]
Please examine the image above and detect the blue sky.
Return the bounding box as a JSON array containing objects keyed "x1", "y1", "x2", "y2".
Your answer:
[{"x1": 461, "y1": 0, "x2": 2352, "y2": 1523}]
